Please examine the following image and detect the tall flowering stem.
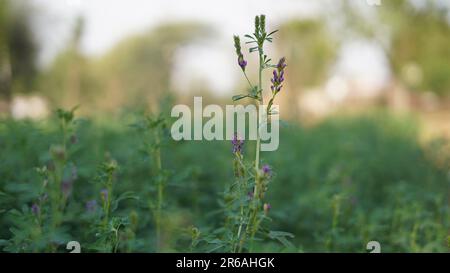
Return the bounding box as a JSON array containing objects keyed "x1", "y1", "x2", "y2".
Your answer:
[
  {"x1": 135, "y1": 113, "x2": 168, "y2": 252},
  {"x1": 231, "y1": 15, "x2": 285, "y2": 252},
  {"x1": 231, "y1": 133, "x2": 246, "y2": 252}
]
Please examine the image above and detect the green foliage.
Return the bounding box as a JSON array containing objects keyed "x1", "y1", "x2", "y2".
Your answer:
[
  {"x1": 37, "y1": 22, "x2": 211, "y2": 111},
  {"x1": 0, "y1": 110, "x2": 448, "y2": 252}
]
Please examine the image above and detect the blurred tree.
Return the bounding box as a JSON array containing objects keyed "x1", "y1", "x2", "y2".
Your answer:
[
  {"x1": 93, "y1": 22, "x2": 210, "y2": 112},
  {"x1": 276, "y1": 19, "x2": 338, "y2": 117},
  {"x1": 40, "y1": 21, "x2": 209, "y2": 113},
  {"x1": 0, "y1": 0, "x2": 38, "y2": 107},
  {"x1": 39, "y1": 16, "x2": 97, "y2": 108},
  {"x1": 336, "y1": 0, "x2": 450, "y2": 96},
  {"x1": 380, "y1": 0, "x2": 450, "y2": 95}
]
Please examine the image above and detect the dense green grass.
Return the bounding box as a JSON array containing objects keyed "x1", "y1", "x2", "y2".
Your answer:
[{"x1": 0, "y1": 112, "x2": 448, "y2": 252}]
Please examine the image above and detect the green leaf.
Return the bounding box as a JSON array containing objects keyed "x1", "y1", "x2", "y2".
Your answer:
[
  {"x1": 267, "y1": 30, "x2": 279, "y2": 37},
  {"x1": 232, "y1": 94, "x2": 250, "y2": 101},
  {"x1": 111, "y1": 191, "x2": 139, "y2": 212},
  {"x1": 269, "y1": 231, "x2": 295, "y2": 238},
  {"x1": 250, "y1": 86, "x2": 260, "y2": 97},
  {"x1": 268, "y1": 230, "x2": 295, "y2": 248},
  {"x1": 207, "y1": 242, "x2": 226, "y2": 253},
  {"x1": 244, "y1": 34, "x2": 255, "y2": 40}
]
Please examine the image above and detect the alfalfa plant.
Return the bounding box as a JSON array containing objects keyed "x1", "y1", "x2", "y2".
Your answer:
[
  {"x1": 203, "y1": 15, "x2": 293, "y2": 253},
  {"x1": 133, "y1": 111, "x2": 171, "y2": 252},
  {"x1": 86, "y1": 157, "x2": 138, "y2": 252},
  {"x1": 3, "y1": 106, "x2": 80, "y2": 252},
  {"x1": 232, "y1": 15, "x2": 293, "y2": 252},
  {"x1": 48, "y1": 106, "x2": 79, "y2": 227}
]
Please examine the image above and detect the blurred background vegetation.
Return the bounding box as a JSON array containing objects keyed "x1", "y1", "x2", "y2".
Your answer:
[
  {"x1": 1, "y1": 1, "x2": 450, "y2": 117},
  {"x1": 0, "y1": 0, "x2": 449, "y2": 252}
]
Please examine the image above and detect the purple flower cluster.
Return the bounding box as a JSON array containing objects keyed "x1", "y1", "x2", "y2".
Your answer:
[
  {"x1": 233, "y1": 35, "x2": 247, "y2": 71},
  {"x1": 262, "y1": 164, "x2": 272, "y2": 177},
  {"x1": 231, "y1": 133, "x2": 244, "y2": 154},
  {"x1": 270, "y1": 57, "x2": 286, "y2": 93},
  {"x1": 238, "y1": 55, "x2": 247, "y2": 71}
]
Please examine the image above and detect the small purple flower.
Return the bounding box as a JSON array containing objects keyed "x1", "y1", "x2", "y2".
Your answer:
[
  {"x1": 31, "y1": 203, "x2": 40, "y2": 215},
  {"x1": 86, "y1": 200, "x2": 97, "y2": 212},
  {"x1": 277, "y1": 57, "x2": 287, "y2": 70},
  {"x1": 233, "y1": 35, "x2": 247, "y2": 71},
  {"x1": 262, "y1": 164, "x2": 272, "y2": 177},
  {"x1": 270, "y1": 57, "x2": 287, "y2": 93},
  {"x1": 100, "y1": 189, "x2": 109, "y2": 203},
  {"x1": 263, "y1": 203, "x2": 271, "y2": 215},
  {"x1": 231, "y1": 133, "x2": 244, "y2": 154},
  {"x1": 238, "y1": 55, "x2": 247, "y2": 71},
  {"x1": 61, "y1": 179, "x2": 73, "y2": 198}
]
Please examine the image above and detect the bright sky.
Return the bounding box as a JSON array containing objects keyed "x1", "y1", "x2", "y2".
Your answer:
[{"x1": 31, "y1": 0, "x2": 390, "y2": 95}]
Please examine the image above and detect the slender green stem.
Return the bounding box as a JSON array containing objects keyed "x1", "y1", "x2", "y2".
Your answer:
[
  {"x1": 112, "y1": 222, "x2": 122, "y2": 253},
  {"x1": 254, "y1": 51, "x2": 263, "y2": 175},
  {"x1": 243, "y1": 72, "x2": 254, "y2": 89},
  {"x1": 241, "y1": 49, "x2": 264, "y2": 253},
  {"x1": 102, "y1": 177, "x2": 112, "y2": 229},
  {"x1": 234, "y1": 190, "x2": 244, "y2": 252},
  {"x1": 62, "y1": 120, "x2": 67, "y2": 153},
  {"x1": 153, "y1": 129, "x2": 163, "y2": 252}
]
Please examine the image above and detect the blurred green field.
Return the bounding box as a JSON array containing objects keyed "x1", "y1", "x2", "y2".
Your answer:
[{"x1": 0, "y1": 111, "x2": 448, "y2": 252}]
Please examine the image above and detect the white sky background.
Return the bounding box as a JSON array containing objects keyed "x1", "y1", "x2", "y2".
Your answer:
[{"x1": 31, "y1": 0, "x2": 390, "y2": 95}]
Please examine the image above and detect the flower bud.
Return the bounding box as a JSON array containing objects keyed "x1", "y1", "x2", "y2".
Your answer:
[
  {"x1": 100, "y1": 189, "x2": 109, "y2": 204},
  {"x1": 238, "y1": 55, "x2": 247, "y2": 71},
  {"x1": 263, "y1": 203, "x2": 271, "y2": 215},
  {"x1": 50, "y1": 145, "x2": 65, "y2": 161},
  {"x1": 231, "y1": 133, "x2": 244, "y2": 154},
  {"x1": 262, "y1": 164, "x2": 272, "y2": 177},
  {"x1": 31, "y1": 203, "x2": 40, "y2": 216}
]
